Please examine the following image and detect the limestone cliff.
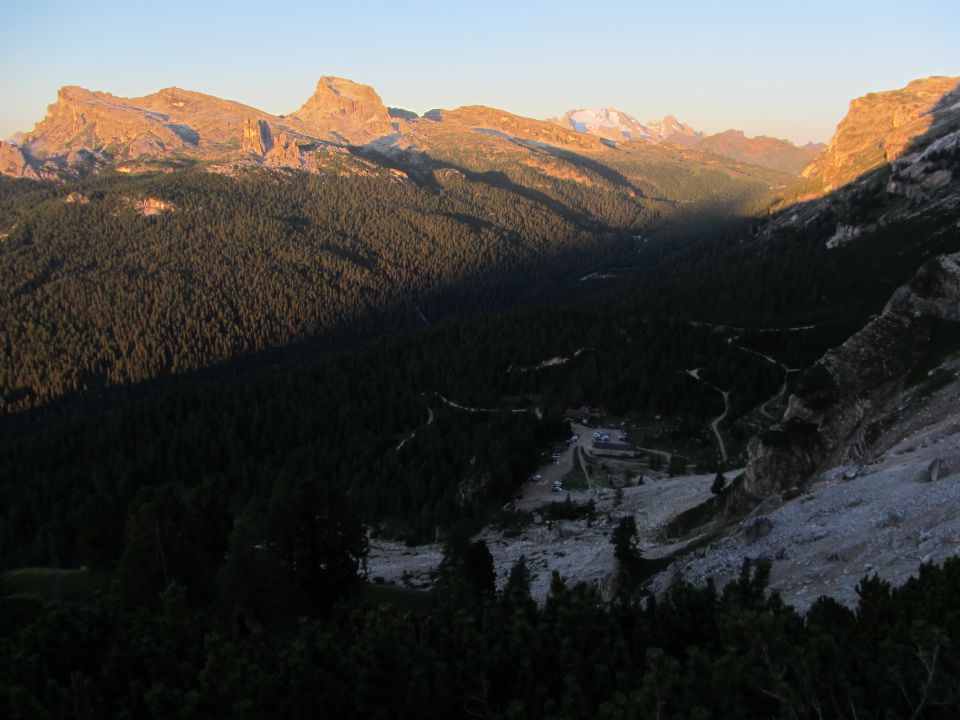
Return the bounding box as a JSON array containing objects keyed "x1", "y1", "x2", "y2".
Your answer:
[
  {"x1": 0, "y1": 141, "x2": 35, "y2": 178},
  {"x1": 25, "y1": 86, "x2": 196, "y2": 156},
  {"x1": 242, "y1": 118, "x2": 273, "y2": 155},
  {"x1": 291, "y1": 76, "x2": 395, "y2": 144},
  {"x1": 0, "y1": 140, "x2": 107, "y2": 180},
  {"x1": 802, "y1": 76, "x2": 960, "y2": 192},
  {"x1": 740, "y1": 253, "x2": 960, "y2": 504}
]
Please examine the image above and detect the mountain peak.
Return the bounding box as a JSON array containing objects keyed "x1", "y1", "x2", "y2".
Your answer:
[
  {"x1": 803, "y1": 75, "x2": 960, "y2": 192},
  {"x1": 552, "y1": 108, "x2": 702, "y2": 144},
  {"x1": 55, "y1": 85, "x2": 99, "y2": 102},
  {"x1": 292, "y1": 76, "x2": 395, "y2": 142}
]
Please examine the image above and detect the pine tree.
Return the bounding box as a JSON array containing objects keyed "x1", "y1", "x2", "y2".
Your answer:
[{"x1": 711, "y1": 471, "x2": 727, "y2": 495}]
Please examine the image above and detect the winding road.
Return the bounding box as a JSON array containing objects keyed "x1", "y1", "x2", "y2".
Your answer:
[
  {"x1": 710, "y1": 390, "x2": 730, "y2": 463},
  {"x1": 684, "y1": 369, "x2": 729, "y2": 464},
  {"x1": 394, "y1": 399, "x2": 436, "y2": 451},
  {"x1": 727, "y1": 339, "x2": 800, "y2": 423}
]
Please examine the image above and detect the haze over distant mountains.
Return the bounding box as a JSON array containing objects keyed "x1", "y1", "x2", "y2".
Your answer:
[{"x1": 551, "y1": 107, "x2": 826, "y2": 174}]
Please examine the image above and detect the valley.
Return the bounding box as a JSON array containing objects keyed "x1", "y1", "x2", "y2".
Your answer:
[{"x1": 2, "y1": 60, "x2": 960, "y2": 718}]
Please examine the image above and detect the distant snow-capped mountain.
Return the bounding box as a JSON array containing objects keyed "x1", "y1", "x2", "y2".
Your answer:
[{"x1": 551, "y1": 108, "x2": 702, "y2": 144}]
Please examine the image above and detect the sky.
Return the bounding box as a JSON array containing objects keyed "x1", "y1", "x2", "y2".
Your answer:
[{"x1": 1, "y1": 0, "x2": 958, "y2": 145}]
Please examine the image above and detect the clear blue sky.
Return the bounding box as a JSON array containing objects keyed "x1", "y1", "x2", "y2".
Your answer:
[{"x1": 2, "y1": 0, "x2": 957, "y2": 144}]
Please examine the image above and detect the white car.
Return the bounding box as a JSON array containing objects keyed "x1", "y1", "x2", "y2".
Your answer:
[{"x1": 532, "y1": 474, "x2": 543, "y2": 482}]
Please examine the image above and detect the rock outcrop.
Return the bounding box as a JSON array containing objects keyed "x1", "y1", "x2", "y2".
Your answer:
[
  {"x1": 740, "y1": 252, "x2": 960, "y2": 504},
  {"x1": 265, "y1": 133, "x2": 302, "y2": 166},
  {"x1": 292, "y1": 76, "x2": 395, "y2": 143},
  {"x1": 0, "y1": 141, "x2": 35, "y2": 178},
  {"x1": 0, "y1": 140, "x2": 107, "y2": 180},
  {"x1": 25, "y1": 85, "x2": 194, "y2": 156},
  {"x1": 802, "y1": 76, "x2": 960, "y2": 192},
  {"x1": 242, "y1": 117, "x2": 273, "y2": 155}
]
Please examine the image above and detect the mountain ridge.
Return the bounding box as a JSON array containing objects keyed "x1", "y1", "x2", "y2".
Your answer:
[
  {"x1": 803, "y1": 75, "x2": 960, "y2": 192},
  {"x1": 695, "y1": 129, "x2": 821, "y2": 174},
  {"x1": 0, "y1": 76, "x2": 841, "y2": 181}
]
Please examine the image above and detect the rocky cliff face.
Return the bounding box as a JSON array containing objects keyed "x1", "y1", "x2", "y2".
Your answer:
[
  {"x1": 802, "y1": 76, "x2": 960, "y2": 192},
  {"x1": 26, "y1": 86, "x2": 198, "y2": 156},
  {"x1": 4, "y1": 77, "x2": 399, "y2": 178},
  {"x1": 0, "y1": 141, "x2": 35, "y2": 178},
  {"x1": 0, "y1": 140, "x2": 107, "y2": 180},
  {"x1": 242, "y1": 117, "x2": 273, "y2": 155},
  {"x1": 291, "y1": 76, "x2": 395, "y2": 143},
  {"x1": 741, "y1": 252, "x2": 960, "y2": 503}
]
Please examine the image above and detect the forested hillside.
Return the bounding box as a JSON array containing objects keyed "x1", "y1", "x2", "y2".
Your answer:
[
  {"x1": 4, "y1": 548, "x2": 960, "y2": 719},
  {"x1": 0, "y1": 145, "x2": 785, "y2": 415},
  {"x1": 0, "y1": 310, "x2": 787, "y2": 569},
  {"x1": 3, "y1": 71, "x2": 960, "y2": 720}
]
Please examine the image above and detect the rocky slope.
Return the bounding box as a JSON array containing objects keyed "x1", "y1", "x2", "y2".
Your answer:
[
  {"x1": 369, "y1": 254, "x2": 960, "y2": 607},
  {"x1": 740, "y1": 253, "x2": 960, "y2": 502},
  {"x1": 652, "y1": 400, "x2": 960, "y2": 611},
  {"x1": 695, "y1": 129, "x2": 819, "y2": 174},
  {"x1": 642, "y1": 254, "x2": 960, "y2": 609},
  {"x1": 759, "y1": 74, "x2": 960, "y2": 262},
  {"x1": 802, "y1": 75, "x2": 960, "y2": 192}
]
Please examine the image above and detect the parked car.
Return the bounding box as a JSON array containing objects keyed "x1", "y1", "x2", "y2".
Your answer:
[{"x1": 532, "y1": 474, "x2": 543, "y2": 482}]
